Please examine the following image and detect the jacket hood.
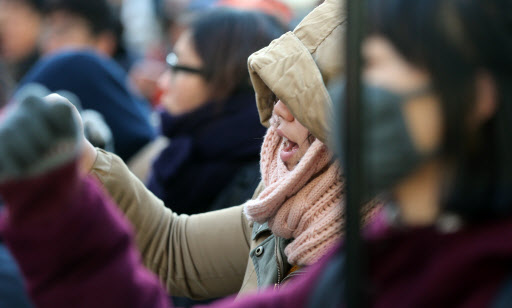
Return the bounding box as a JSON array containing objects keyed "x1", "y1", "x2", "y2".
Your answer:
[{"x1": 247, "y1": 0, "x2": 345, "y2": 144}]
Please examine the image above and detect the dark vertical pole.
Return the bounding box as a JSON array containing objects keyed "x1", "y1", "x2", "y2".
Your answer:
[{"x1": 344, "y1": 0, "x2": 366, "y2": 307}]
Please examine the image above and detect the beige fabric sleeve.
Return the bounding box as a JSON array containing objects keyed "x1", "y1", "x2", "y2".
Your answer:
[{"x1": 91, "y1": 149, "x2": 253, "y2": 299}]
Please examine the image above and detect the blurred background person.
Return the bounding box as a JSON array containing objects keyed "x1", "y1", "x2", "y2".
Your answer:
[
  {"x1": 18, "y1": 48, "x2": 156, "y2": 161},
  {"x1": 0, "y1": 0, "x2": 44, "y2": 82},
  {"x1": 0, "y1": 0, "x2": 154, "y2": 161},
  {"x1": 41, "y1": 0, "x2": 139, "y2": 73},
  {"x1": 129, "y1": 0, "x2": 293, "y2": 106},
  {"x1": 130, "y1": 8, "x2": 286, "y2": 221}
]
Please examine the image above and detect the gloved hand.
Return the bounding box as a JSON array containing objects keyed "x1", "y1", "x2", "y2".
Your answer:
[
  {"x1": 0, "y1": 92, "x2": 82, "y2": 183},
  {"x1": 82, "y1": 109, "x2": 115, "y2": 152}
]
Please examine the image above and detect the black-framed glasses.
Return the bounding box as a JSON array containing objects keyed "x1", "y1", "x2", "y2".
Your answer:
[{"x1": 166, "y1": 52, "x2": 205, "y2": 76}]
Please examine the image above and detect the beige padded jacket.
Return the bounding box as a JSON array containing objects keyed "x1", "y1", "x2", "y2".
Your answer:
[{"x1": 91, "y1": 0, "x2": 345, "y2": 300}]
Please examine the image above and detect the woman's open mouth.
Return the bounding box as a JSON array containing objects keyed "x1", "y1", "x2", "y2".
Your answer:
[{"x1": 280, "y1": 137, "x2": 299, "y2": 163}]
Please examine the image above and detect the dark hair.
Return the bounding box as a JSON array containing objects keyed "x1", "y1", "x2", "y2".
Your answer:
[
  {"x1": 44, "y1": 0, "x2": 117, "y2": 36},
  {"x1": 187, "y1": 8, "x2": 286, "y2": 100},
  {"x1": 367, "y1": 0, "x2": 512, "y2": 221},
  {"x1": 44, "y1": 0, "x2": 129, "y2": 61},
  {"x1": 17, "y1": 0, "x2": 45, "y2": 12}
]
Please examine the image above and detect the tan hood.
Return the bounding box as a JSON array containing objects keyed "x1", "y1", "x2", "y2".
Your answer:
[{"x1": 248, "y1": 0, "x2": 346, "y2": 143}]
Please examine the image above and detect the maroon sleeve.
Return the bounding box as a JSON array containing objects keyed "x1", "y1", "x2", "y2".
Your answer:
[{"x1": 0, "y1": 162, "x2": 170, "y2": 308}]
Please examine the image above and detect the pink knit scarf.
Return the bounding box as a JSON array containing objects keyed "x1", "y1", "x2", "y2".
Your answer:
[{"x1": 243, "y1": 125, "x2": 344, "y2": 266}]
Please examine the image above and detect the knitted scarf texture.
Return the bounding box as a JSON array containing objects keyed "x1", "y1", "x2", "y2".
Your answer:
[{"x1": 244, "y1": 125, "x2": 344, "y2": 266}]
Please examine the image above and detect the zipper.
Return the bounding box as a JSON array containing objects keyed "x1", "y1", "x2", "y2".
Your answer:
[
  {"x1": 274, "y1": 237, "x2": 283, "y2": 289},
  {"x1": 280, "y1": 267, "x2": 304, "y2": 285}
]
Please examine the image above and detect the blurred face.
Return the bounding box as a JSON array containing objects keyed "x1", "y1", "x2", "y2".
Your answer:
[
  {"x1": 41, "y1": 11, "x2": 96, "y2": 55},
  {"x1": 158, "y1": 31, "x2": 211, "y2": 115},
  {"x1": 360, "y1": 35, "x2": 497, "y2": 226},
  {"x1": 273, "y1": 100, "x2": 313, "y2": 170},
  {"x1": 363, "y1": 36, "x2": 443, "y2": 155},
  {"x1": 0, "y1": 0, "x2": 42, "y2": 61}
]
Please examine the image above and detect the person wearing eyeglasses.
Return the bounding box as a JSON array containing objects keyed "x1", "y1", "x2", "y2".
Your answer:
[{"x1": 128, "y1": 8, "x2": 287, "y2": 216}]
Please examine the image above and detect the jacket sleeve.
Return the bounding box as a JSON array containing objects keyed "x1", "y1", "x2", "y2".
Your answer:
[
  {"x1": 0, "y1": 162, "x2": 170, "y2": 308},
  {"x1": 90, "y1": 149, "x2": 253, "y2": 299}
]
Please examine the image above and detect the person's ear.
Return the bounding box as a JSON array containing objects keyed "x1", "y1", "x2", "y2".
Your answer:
[{"x1": 471, "y1": 71, "x2": 497, "y2": 127}]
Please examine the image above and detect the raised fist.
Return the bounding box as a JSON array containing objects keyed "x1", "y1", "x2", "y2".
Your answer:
[{"x1": 0, "y1": 92, "x2": 82, "y2": 182}]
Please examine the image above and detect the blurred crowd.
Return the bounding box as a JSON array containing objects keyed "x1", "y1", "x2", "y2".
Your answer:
[
  {"x1": 0, "y1": 0, "x2": 511, "y2": 307},
  {"x1": 0, "y1": 0, "x2": 320, "y2": 159}
]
